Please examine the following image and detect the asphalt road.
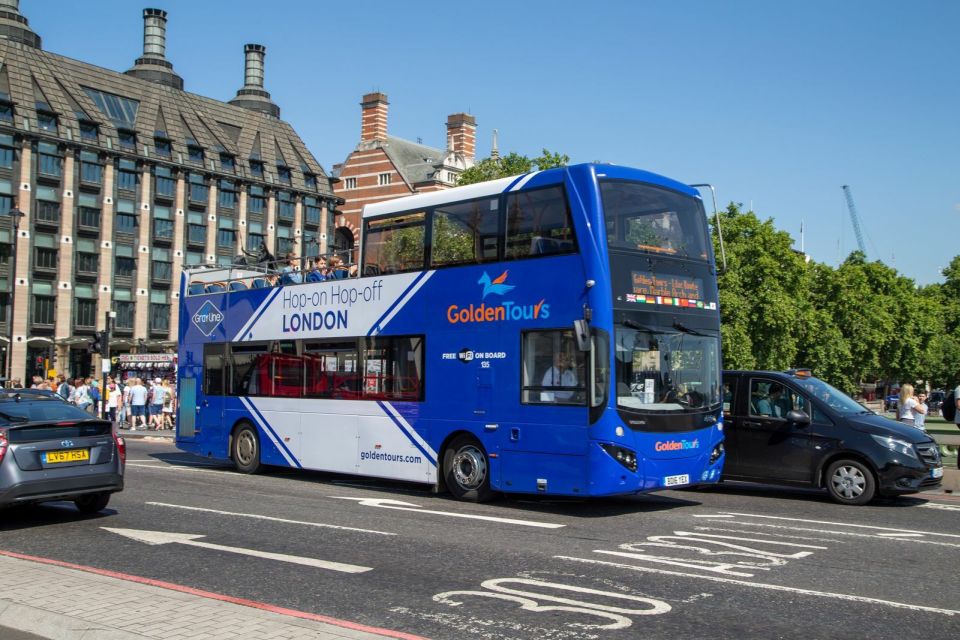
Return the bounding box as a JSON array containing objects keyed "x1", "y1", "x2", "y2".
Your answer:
[{"x1": 2, "y1": 438, "x2": 959, "y2": 640}]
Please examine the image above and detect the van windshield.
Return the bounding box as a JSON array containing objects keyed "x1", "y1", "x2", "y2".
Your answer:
[{"x1": 798, "y1": 377, "x2": 869, "y2": 416}]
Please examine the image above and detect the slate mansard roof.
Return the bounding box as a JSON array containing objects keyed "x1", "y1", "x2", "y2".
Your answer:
[{"x1": 0, "y1": 39, "x2": 332, "y2": 198}]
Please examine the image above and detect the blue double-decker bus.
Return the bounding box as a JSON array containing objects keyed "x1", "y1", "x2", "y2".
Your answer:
[{"x1": 176, "y1": 163, "x2": 724, "y2": 501}]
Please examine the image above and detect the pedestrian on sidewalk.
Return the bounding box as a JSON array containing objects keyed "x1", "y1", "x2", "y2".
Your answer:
[
  {"x1": 106, "y1": 379, "x2": 120, "y2": 431},
  {"x1": 149, "y1": 378, "x2": 167, "y2": 430},
  {"x1": 914, "y1": 392, "x2": 928, "y2": 431},
  {"x1": 898, "y1": 383, "x2": 926, "y2": 426},
  {"x1": 129, "y1": 378, "x2": 148, "y2": 430},
  {"x1": 161, "y1": 378, "x2": 175, "y2": 430}
]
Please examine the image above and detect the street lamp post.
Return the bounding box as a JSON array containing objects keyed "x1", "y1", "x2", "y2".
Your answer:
[{"x1": 3, "y1": 206, "x2": 25, "y2": 385}]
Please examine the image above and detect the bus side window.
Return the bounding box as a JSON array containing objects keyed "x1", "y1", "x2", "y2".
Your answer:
[
  {"x1": 430, "y1": 198, "x2": 499, "y2": 268},
  {"x1": 203, "y1": 343, "x2": 225, "y2": 396},
  {"x1": 504, "y1": 186, "x2": 576, "y2": 260},
  {"x1": 363, "y1": 211, "x2": 426, "y2": 275},
  {"x1": 521, "y1": 329, "x2": 585, "y2": 406}
]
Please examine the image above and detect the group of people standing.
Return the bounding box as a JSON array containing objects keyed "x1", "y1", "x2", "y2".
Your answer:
[{"x1": 51, "y1": 374, "x2": 176, "y2": 431}]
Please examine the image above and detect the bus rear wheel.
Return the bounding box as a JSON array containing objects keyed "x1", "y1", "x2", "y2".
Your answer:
[
  {"x1": 443, "y1": 435, "x2": 493, "y2": 503},
  {"x1": 232, "y1": 423, "x2": 261, "y2": 474}
]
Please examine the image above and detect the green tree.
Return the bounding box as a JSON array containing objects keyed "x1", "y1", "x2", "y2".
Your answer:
[{"x1": 457, "y1": 149, "x2": 569, "y2": 186}]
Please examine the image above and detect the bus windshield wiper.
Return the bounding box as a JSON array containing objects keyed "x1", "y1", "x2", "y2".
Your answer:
[
  {"x1": 622, "y1": 318, "x2": 657, "y2": 332},
  {"x1": 0, "y1": 410, "x2": 28, "y2": 423},
  {"x1": 672, "y1": 321, "x2": 706, "y2": 337}
]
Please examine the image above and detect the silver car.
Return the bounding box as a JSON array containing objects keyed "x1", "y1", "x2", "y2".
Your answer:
[{"x1": 0, "y1": 389, "x2": 124, "y2": 513}]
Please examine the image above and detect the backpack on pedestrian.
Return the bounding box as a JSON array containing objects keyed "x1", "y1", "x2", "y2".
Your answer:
[{"x1": 942, "y1": 389, "x2": 956, "y2": 423}]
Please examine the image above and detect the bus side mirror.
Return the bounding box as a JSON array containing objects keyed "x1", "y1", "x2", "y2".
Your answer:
[{"x1": 573, "y1": 319, "x2": 590, "y2": 352}]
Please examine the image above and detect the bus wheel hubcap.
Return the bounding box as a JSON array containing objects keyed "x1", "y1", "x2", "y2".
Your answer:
[
  {"x1": 237, "y1": 432, "x2": 255, "y2": 464},
  {"x1": 452, "y1": 446, "x2": 486, "y2": 490}
]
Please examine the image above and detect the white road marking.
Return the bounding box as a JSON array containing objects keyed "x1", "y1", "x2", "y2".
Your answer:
[
  {"x1": 700, "y1": 520, "x2": 960, "y2": 549},
  {"x1": 102, "y1": 527, "x2": 372, "y2": 574},
  {"x1": 126, "y1": 462, "x2": 224, "y2": 474},
  {"x1": 127, "y1": 459, "x2": 226, "y2": 468},
  {"x1": 693, "y1": 526, "x2": 847, "y2": 544},
  {"x1": 876, "y1": 532, "x2": 924, "y2": 538},
  {"x1": 434, "y1": 577, "x2": 670, "y2": 630},
  {"x1": 717, "y1": 512, "x2": 960, "y2": 539},
  {"x1": 331, "y1": 496, "x2": 565, "y2": 529},
  {"x1": 692, "y1": 514, "x2": 735, "y2": 518},
  {"x1": 920, "y1": 502, "x2": 960, "y2": 512},
  {"x1": 556, "y1": 555, "x2": 960, "y2": 617},
  {"x1": 146, "y1": 502, "x2": 395, "y2": 536}
]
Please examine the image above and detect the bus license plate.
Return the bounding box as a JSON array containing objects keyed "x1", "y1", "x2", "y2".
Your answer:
[
  {"x1": 45, "y1": 449, "x2": 90, "y2": 464},
  {"x1": 931, "y1": 467, "x2": 943, "y2": 479},
  {"x1": 664, "y1": 474, "x2": 689, "y2": 487}
]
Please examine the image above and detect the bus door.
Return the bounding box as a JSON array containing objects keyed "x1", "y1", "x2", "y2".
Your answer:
[
  {"x1": 177, "y1": 373, "x2": 198, "y2": 439},
  {"x1": 499, "y1": 330, "x2": 589, "y2": 493},
  {"x1": 197, "y1": 344, "x2": 226, "y2": 442}
]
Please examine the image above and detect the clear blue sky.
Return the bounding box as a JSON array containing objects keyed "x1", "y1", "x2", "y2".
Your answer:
[{"x1": 26, "y1": 0, "x2": 959, "y2": 284}]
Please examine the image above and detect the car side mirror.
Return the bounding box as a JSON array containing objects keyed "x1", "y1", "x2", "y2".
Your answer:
[{"x1": 786, "y1": 409, "x2": 811, "y2": 426}]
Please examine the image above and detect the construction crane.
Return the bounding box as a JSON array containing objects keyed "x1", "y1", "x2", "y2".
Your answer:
[{"x1": 841, "y1": 185, "x2": 867, "y2": 256}]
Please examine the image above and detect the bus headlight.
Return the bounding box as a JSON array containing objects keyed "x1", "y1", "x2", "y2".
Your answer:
[
  {"x1": 600, "y1": 443, "x2": 638, "y2": 472},
  {"x1": 709, "y1": 442, "x2": 724, "y2": 465}
]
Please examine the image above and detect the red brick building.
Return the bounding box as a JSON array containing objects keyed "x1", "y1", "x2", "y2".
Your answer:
[{"x1": 332, "y1": 93, "x2": 476, "y2": 262}]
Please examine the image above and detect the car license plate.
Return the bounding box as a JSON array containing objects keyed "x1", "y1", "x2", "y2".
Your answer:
[
  {"x1": 44, "y1": 449, "x2": 89, "y2": 464},
  {"x1": 664, "y1": 474, "x2": 689, "y2": 487},
  {"x1": 931, "y1": 467, "x2": 944, "y2": 479}
]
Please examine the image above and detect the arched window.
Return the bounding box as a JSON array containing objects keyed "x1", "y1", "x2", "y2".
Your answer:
[{"x1": 334, "y1": 227, "x2": 354, "y2": 264}]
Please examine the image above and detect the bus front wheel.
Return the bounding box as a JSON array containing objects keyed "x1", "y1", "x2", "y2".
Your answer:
[
  {"x1": 443, "y1": 435, "x2": 493, "y2": 503},
  {"x1": 232, "y1": 423, "x2": 261, "y2": 474}
]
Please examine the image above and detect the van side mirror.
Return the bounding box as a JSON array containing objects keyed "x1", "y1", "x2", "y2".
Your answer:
[{"x1": 786, "y1": 409, "x2": 811, "y2": 426}]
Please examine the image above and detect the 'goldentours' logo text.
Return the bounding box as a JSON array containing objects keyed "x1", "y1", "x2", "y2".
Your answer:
[
  {"x1": 447, "y1": 270, "x2": 550, "y2": 325},
  {"x1": 655, "y1": 439, "x2": 700, "y2": 452}
]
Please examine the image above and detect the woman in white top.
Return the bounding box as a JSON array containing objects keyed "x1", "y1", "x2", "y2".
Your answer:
[{"x1": 898, "y1": 383, "x2": 926, "y2": 427}]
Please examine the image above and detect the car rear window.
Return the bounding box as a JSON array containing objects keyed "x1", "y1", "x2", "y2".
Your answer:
[
  {"x1": 7, "y1": 422, "x2": 111, "y2": 442},
  {"x1": 0, "y1": 400, "x2": 99, "y2": 425}
]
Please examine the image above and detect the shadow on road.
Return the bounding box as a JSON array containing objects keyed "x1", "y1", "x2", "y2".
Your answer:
[
  {"x1": 0, "y1": 502, "x2": 117, "y2": 531},
  {"x1": 688, "y1": 480, "x2": 933, "y2": 508}
]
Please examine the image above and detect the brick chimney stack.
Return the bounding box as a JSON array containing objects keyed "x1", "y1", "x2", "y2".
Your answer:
[
  {"x1": 446, "y1": 113, "x2": 477, "y2": 164},
  {"x1": 361, "y1": 93, "x2": 389, "y2": 142}
]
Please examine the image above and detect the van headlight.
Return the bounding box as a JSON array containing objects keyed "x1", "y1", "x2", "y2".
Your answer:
[{"x1": 871, "y1": 435, "x2": 918, "y2": 460}]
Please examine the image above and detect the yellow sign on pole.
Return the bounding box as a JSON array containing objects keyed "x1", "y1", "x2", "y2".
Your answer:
[{"x1": 47, "y1": 368, "x2": 57, "y2": 378}]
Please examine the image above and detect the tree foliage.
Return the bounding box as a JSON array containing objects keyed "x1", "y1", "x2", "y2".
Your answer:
[
  {"x1": 712, "y1": 204, "x2": 957, "y2": 393},
  {"x1": 457, "y1": 149, "x2": 569, "y2": 186}
]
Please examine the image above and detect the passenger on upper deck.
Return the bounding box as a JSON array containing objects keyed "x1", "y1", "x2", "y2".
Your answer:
[
  {"x1": 305, "y1": 259, "x2": 325, "y2": 282},
  {"x1": 280, "y1": 254, "x2": 302, "y2": 285}
]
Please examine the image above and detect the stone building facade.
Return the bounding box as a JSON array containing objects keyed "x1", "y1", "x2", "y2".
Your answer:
[
  {"x1": 0, "y1": 2, "x2": 335, "y2": 381},
  {"x1": 332, "y1": 92, "x2": 476, "y2": 263}
]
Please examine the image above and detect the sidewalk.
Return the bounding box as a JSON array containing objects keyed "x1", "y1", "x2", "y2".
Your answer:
[{"x1": 0, "y1": 552, "x2": 423, "y2": 640}]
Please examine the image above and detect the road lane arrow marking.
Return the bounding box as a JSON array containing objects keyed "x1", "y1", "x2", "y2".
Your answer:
[
  {"x1": 101, "y1": 527, "x2": 372, "y2": 573},
  {"x1": 330, "y1": 497, "x2": 565, "y2": 529}
]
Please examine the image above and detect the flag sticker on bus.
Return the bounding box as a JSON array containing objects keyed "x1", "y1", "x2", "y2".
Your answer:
[{"x1": 192, "y1": 300, "x2": 224, "y2": 337}]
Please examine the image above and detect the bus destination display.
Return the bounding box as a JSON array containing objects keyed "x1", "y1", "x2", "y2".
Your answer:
[{"x1": 625, "y1": 271, "x2": 716, "y2": 310}]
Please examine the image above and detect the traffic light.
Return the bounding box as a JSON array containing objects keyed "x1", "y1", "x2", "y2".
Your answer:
[{"x1": 88, "y1": 331, "x2": 103, "y2": 354}]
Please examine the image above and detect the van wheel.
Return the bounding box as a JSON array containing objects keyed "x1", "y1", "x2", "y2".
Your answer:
[
  {"x1": 74, "y1": 492, "x2": 110, "y2": 514},
  {"x1": 232, "y1": 423, "x2": 261, "y2": 474},
  {"x1": 443, "y1": 435, "x2": 493, "y2": 503},
  {"x1": 826, "y1": 459, "x2": 875, "y2": 505}
]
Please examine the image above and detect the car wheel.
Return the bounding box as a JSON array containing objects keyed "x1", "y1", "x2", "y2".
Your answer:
[
  {"x1": 826, "y1": 459, "x2": 876, "y2": 505},
  {"x1": 232, "y1": 422, "x2": 261, "y2": 474},
  {"x1": 74, "y1": 492, "x2": 110, "y2": 514},
  {"x1": 443, "y1": 435, "x2": 494, "y2": 503}
]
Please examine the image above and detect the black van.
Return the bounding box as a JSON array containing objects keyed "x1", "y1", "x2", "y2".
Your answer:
[{"x1": 721, "y1": 369, "x2": 943, "y2": 505}]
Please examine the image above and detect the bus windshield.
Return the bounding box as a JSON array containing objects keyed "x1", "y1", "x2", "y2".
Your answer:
[
  {"x1": 600, "y1": 180, "x2": 709, "y2": 261},
  {"x1": 614, "y1": 321, "x2": 721, "y2": 413}
]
